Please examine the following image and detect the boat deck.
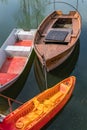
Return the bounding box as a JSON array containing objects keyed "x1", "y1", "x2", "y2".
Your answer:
[
  {"x1": 0, "y1": 57, "x2": 27, "y2": 85},
  {"x1": 0, "y1": 73, "x2": 17, "y2": 85},
  {"x1": 15, "y1": 40, "x2": 32, "y2": 46},
  {"x1": 0, "y1": 40, "x2": 32, "y2": 86},
  {"x1": 0, "y1": 57, "x2": 27, "y2": 74}
]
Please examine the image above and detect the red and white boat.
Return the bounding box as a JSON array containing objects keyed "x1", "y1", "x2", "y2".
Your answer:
[
  {"x1": 0, "y1": 28, "x2": 36, "y2": 96},
  {"x1": 0, "y1": 76, "x2": 76, "y2": 130}
]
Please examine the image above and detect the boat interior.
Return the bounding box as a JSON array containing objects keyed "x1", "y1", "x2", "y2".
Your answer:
[
  {"x1": 4, "y1": 79, "x2": 71, "y2": 130},
  {"x1": 35, "y1": 11, "x2": 79, "y2": 46},
  {"x1": 0, "y1": 29, "x2": 33, "y2": 86}
]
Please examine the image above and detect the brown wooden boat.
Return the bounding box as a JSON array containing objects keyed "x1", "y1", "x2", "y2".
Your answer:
[
  {"x1": 34, "y1": 10, "x2": 81, "y2": 72},
  {"x1": 0, "y1": 76, "x2": 76, "y2": 130}
]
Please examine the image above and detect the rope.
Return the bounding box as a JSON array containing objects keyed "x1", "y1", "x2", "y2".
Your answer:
[
  {"x1": 8, "y1": 98, "x2": 13, "y2": 113},
  {"x1": 0, "y1": 94, "x2": 23, "y2": 112},
  {"x1": 42, "y1": 55, "x2": 48, "y2": 89}
]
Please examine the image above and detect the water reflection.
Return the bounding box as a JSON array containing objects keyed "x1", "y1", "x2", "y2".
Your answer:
[
  {"x1": 14, "y1": 1, "x2": 80, "y2": 30},
  {"x1": 34, "y1": 40, "x2": 80, "y2": 91},
  {"x1": 14, "y1": 0, "x2": 49, "y2": 29},
  {"x1": 0, "y1": 95, "x2": 23, "y2": 115},
  {"x1": 0, "y1": 97, "x2": 9, "y2": 115},
  {"x1": 0, "y1": 0, "x2": 8, "y2": 3}
]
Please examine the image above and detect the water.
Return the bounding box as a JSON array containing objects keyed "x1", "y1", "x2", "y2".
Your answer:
[{"x1": 0, "y1": 0, "x2": 87, "y2": 129}]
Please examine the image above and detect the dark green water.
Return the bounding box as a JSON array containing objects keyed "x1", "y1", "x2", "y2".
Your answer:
[{"x1": 0, "y1": 0, "x2": 87, "y2": 130}]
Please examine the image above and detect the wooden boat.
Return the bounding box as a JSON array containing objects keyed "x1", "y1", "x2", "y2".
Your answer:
[
  {"x1": 0, "y1": 76, "x2": 76, "y2": 130},
  {"x1": 0, "y1": 28, "x2": 36, "y2": 96},
  {"x1": 34, "y1": 10, "x2": 81, "y2": 72}
]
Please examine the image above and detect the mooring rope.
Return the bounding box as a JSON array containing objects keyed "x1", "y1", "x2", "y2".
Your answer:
[
  {"x1": 42, "y1": 55, "x2": 48, "y2": 89},
  {"x1": 0, "y1": 93, "x2": 23, "y2": 112}
]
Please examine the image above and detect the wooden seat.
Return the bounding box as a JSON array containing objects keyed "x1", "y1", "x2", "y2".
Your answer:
[{"x1": 45, "y1": 28, "x2": 72, "y2": 44}]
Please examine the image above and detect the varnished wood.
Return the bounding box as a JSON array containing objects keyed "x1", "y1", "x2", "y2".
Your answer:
[{"x1": 34, "y1": 10, "x2": 81, "y2": 71}]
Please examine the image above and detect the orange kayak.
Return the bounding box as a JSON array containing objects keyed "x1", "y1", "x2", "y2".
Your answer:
[{"x1": 0, "y1": 76, "x2": 76, "y2": 130}]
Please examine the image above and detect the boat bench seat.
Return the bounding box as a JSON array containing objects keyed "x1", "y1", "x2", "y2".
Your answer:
[
  {"x1": 45, "y1": 28, "x2": 72, "y2": 43},
  {"x1": 0, "y1": 73, "x2": 17, "y2": 86},
  {"x1": 15, "y1": 30, "x2": 34, "y2": 40},
  {"x1": 60, "y1": 83, "x2": 68, "y2": 93},
  {"x1": 71, "y1": 18, "x2": 79, "y2": 37},
  {"x1": 4, "y1": 45, "x2": 32, "y2": 57}
]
